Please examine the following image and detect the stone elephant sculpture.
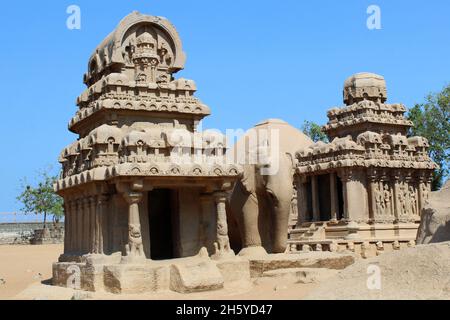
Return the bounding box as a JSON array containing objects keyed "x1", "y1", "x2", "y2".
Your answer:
[{"x1": 226, "y1": 119, "x2": 313, "y2": 257}]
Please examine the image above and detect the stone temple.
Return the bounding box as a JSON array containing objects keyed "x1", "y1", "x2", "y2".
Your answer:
[
  {"x1": 53, "y1": 12, "x2": 247, "y2": 293},
  {"x1": 52, "y1": 12, "x2": 438, "y2": 294},
  {"x1": 289, "y1": 73, "x2": 437, "y2": 256}
]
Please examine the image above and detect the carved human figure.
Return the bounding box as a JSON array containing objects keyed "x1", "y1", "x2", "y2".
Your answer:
[
  {"x1": 421, "y1": 183, "x2": 430, "y2": 202},
  {"x1": 124, "y1": 38, "x2": 136, "y2": 65},
  {"x1": 404, "y1": 186, "x2": 412, "y2": 216},
  {"x1": 158, "y1": 43, "x2": 173, "y2": 67},
  {"x1": 409, "y1": 186, "x2": 417, "y2": 216},
  {"x1": 291, "y1": 191, "x2": 298, "y2": 219},
  {"x1": 375, "y1": 184, "x2": 384, "y2": 216},
  {"x1": 383, "y1": 184, "x2": 391, "y2": 216},
  {"x1": 397, "y1": 186, "x2": 407, "y2": 216}
]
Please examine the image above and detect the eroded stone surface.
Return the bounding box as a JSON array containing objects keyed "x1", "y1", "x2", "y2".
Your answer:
[
  {"x1": 104, "y1": 263, "x2": 170, "y2": 294},
  {"x1": 306, "y1": 242, "x2": 450, "y2": 300},
  {"x1": 215, "y1": 258, "x2": 251, "y2": 284},
  {"x1": 417, "y1": 179, "x2": 450, "y2": 244},
  {"x1": 53, "y1": 262, "x2": 104, "y2": 292},
  {"x1": 260, "y1": 267, "x2": 339, "y2": 285},
  {"x1": 169, "y1": 259, "x2": 224, "y2": 293}
]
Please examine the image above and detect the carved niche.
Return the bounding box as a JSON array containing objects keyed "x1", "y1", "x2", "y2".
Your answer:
[{"x1": 121, "y1": 24, "x2": 176, "y2": 85}]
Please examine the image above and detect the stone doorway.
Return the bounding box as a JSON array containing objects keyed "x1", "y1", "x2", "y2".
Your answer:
[
  {"x1": 148, "y1": 189, "x2": 177, "y2": 260},
  {"x1": 318, "y1": 174, "x2": 331, "y2": 221}
]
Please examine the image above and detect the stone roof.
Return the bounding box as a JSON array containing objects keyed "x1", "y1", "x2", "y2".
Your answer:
[
  {"x1": 84, "y1": 11, "x2": 186, "y2": 86},
  {"x1": 296, "y1": 73, "x2": 438, "y2": 175},
  {"x1": 343, "y1": 72, "x2": 387, "y2": 105},
  {"x1": 56, "y1": 12, "x2": 242, "y2": 193}
]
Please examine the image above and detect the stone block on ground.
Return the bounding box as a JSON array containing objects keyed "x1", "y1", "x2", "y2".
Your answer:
[
  {"x1": 170, "y1": 259, "x2": 224, "y2": 293},
  {"x1": 103, "y1": 263, "x2": 170, "y2": 294},
  {"x1": 52, "y1": 262, "x2": 105, "y2": 292},
  {"x1": 248, "y1": 252, "x2": 356, "y2": 278}
]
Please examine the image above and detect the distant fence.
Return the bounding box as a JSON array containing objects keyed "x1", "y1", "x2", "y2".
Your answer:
[{"x1": 0, "y1": 212, "x2": 42, "y2": 223}]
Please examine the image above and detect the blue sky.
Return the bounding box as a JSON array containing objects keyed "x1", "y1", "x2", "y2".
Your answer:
[{"x1": 0, "y1": 0, "x2": 449, "y2": 217}]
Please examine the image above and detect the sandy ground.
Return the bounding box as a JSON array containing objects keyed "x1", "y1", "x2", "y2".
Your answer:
[
  {"x1": 0, "y1": 244, "x2": 317, "y2": 300},
  {"x1": 0, "y1": 244, "x2": 63, "y2": 299},
  {"x1": 306, "y1": 242, "x2": 450, "y2": 300},
  {"x1": 16, "y1": 279, "x2": 317, "y2": 300}
]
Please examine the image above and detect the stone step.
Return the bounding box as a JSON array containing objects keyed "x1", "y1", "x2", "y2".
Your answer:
[
  {"x1": 248, "y1": 252, "x2": 356, "y2": 278},
  {"x1": 261, "y1": 267, "x2": 339, "y2": 284}
]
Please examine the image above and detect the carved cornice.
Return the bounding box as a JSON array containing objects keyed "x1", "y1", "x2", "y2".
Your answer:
[
  {"x1": 54, "y1": 162, "x2": 242, "y2": 193},
  {"x1": 298, "y1": 157, "x2": 436, "y2": 173},
  {"x1": 69, "y1": 96, "x2": 210, "y2": 132}
]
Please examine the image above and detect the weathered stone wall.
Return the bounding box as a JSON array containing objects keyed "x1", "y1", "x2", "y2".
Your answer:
[{"x1": 0, "y1": 222, "x2": 64, "y2": 245}]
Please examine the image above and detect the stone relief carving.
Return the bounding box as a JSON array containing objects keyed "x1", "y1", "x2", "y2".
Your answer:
[
  {"x1": 125, "y1": 224, "x2": 145, "y2": 258},
  {"x1": 383, "y1": 183, "x2": 392, "y2": 217}
]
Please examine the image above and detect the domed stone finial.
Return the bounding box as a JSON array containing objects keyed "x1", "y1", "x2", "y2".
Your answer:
[{"x1": 343, "y1": 72, "x2": 387, "y2": 105}]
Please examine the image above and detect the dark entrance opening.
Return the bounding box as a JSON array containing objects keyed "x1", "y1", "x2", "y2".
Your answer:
[
  {"x1": 318, "y1": 174, "x2": 331, "y2": 221},
  {"x1": 148, "y1": 189, "x2": 177, "y2": 260},
  {"x1": 305, "y1": 180, "x2": 313, "y2": 221}
]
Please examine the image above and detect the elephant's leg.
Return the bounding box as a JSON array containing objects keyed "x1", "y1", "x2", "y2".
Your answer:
[
  {"x1": 237, "y1": 193, "x2": 268, "y2": 257},
  {"x1": 268, "y1": 193, "x2": 291, "y2": 254},
  {"x1": 240, "y1": 193, "x2": 261, "y2": 247}
]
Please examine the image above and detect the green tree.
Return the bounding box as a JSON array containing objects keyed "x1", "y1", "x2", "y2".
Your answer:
[
  {"x1": 301, "y1": 120, "x2": 329, "y2": 143},
  {"x1": 17, "y1": 168, "x2": 64, "y2": 229},
  {"x1": 407, "y1": 84, "x2": 450, "y2": 191}
]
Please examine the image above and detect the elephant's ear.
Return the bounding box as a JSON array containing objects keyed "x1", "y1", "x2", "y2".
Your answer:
[{"x1": 241, "y1": 164, "x2": 256, "y2": 194}]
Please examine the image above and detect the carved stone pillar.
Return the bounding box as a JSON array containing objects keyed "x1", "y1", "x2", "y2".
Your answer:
[
  {"x1": 211, "y1": 192, "x2": 234, "y2": 260},
  {"x1": 83, "y1": 197, "x2": 91, "y2": 253},
  {"x1": 340, "y1": 169, "x2": 367, "y2": 223},
  {"x1": 311, "y1": 175, "x2": 320, "y2": 222},
  {"x1": 89, "y1": 196, "x2": 97, "y2": 254},
  {"x1": 69, "y1": 200, "x2": 77, "y2": 253},
  {"x1": 329, "y1": 172, "x2": 339, "y2": 223},
  {"x1": 339, "y1": 171, "x2": 350, "y2": 222},
  {"x1": 63, "y1": 200, "x2": 70, "y2": 254},
  {"x1": 76, "y1": 199, "x2": 83, "y2": 253},
  {"x1": 123, "y1": 191, "x2": 145, "y2": 261},
  {"x1": 97, "y1": 194, "x2": 108, "y2": 255},
  {"x1": 296, "y1": 177, "x2": 308, "y2": 226}
]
